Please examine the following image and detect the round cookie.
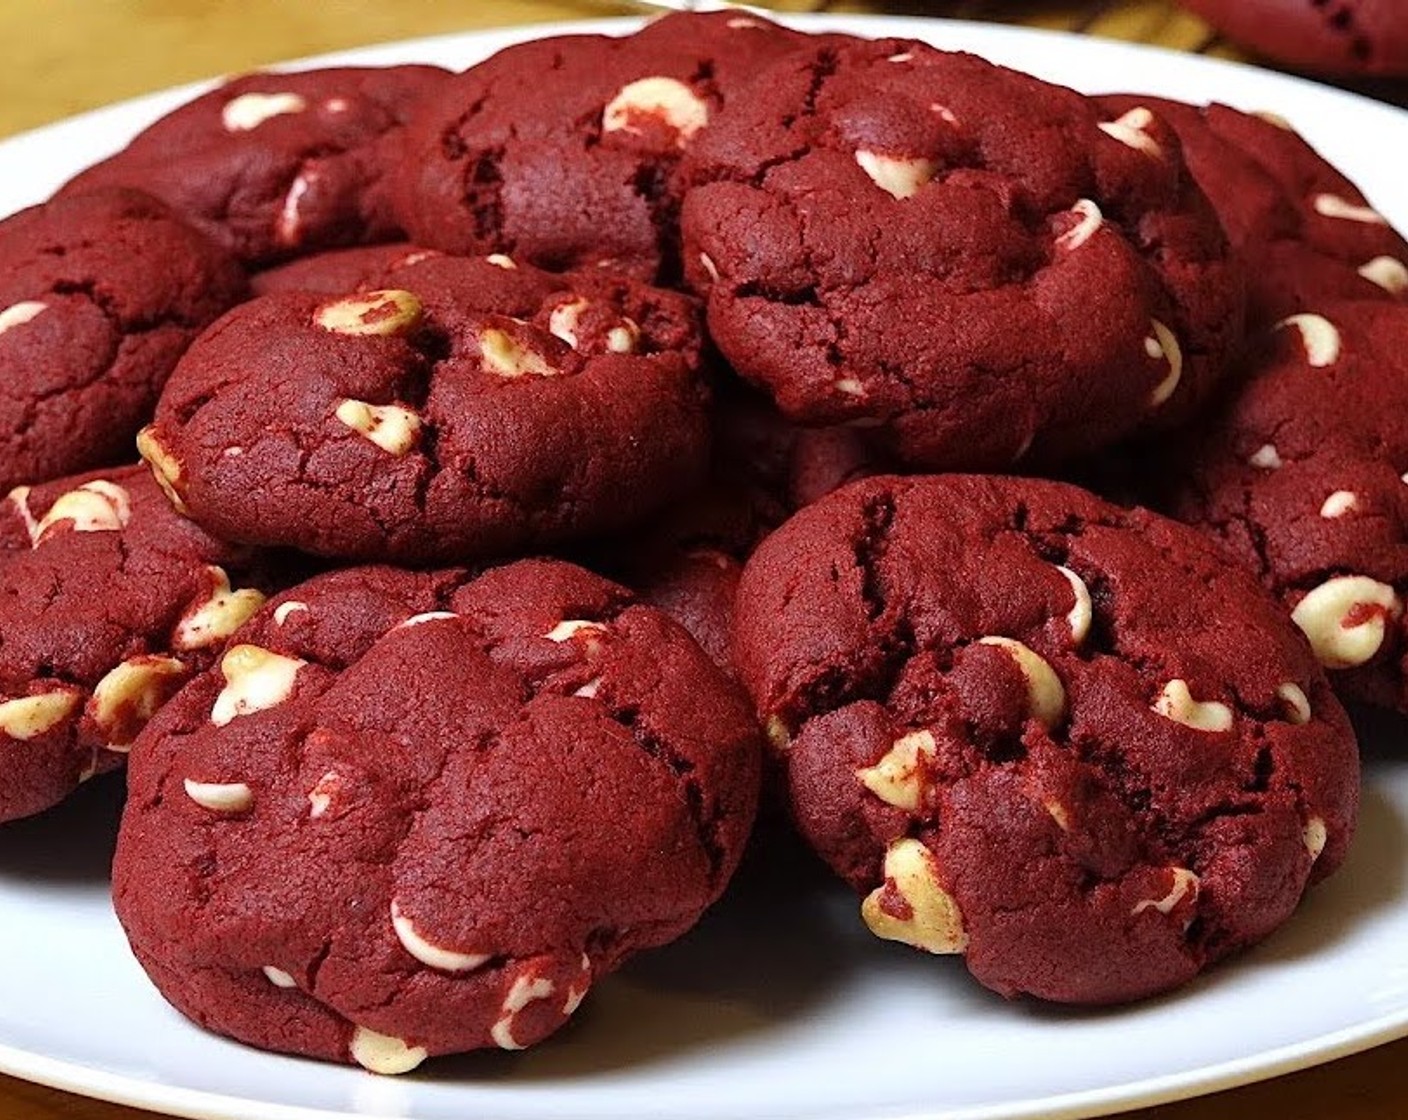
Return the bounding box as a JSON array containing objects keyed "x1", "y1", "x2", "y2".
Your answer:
[
  {"x1": 0, "y1": 465, "x2": 267, "y2": 823},
  {"x1": 252, "y1": 242, "x2": 439, "y2": 296},
  {"x1": 113, "y1": 559, "x2": 761, "y2": 1071},
  {"x1": 64, "y1": 66, "x2": 449, "y2": 265},
  {"x1": 1166, "y1": 301, "x2": 1408, "y2": 712},
  {"x1": 1098, "y1": 95, "x2": 1408, "y2": 326},
  {"x1": 1179, "y1": 0, "x2": 1408, "y2": 77},
  {"x1": 734, "y1": 474, "x2": 1357, "y2": 1005},
  {"x1": 0, "y1": 189, "x2": 248, "y2": 493},
  {"x1": 681, "y1": 40, "x2": 1244, "y2": 471},
  {"x1": 139, "y1": 253, "x2": 708, "y2": 563},
  {"x1": 393, "y1": 11, "x2": 812, "y2": 280}
]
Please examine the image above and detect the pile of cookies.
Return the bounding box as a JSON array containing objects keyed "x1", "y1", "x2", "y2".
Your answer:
[{"x1": 1, "y1": 9, "x2": 1402, "y2": 1074}]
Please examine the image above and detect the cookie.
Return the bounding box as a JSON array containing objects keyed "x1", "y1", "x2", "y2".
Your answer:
[
  {"x1": 0, "y1": 189, "x2": 247, "y2": 493},
  {"x1": 112, "y1": 559, "x2": 762, "y2": 1070},
  {"x1": 1167, "y1": 301, "x2": 1408, "y2": 712},
  {"x1": 680, "y1": 40, "x2": 1244, "y2": 470},
  {"x1": 1179, "y1": 0, "x2": 1408, "y2": 77},
  {"x1": 252, "y1": 242, "x2": 439, "y2": 296},
  {"x1": 733, "y1": 474, "x2": 1357, "y2": 1005},
  {"x1": 1098, "y1": 95, "x2": 1408, "y2": 325},
  {"x1": 0, "y1": 465, "x2": 267, "y2": 823},
  {"x1": 139, "y1": 253, "x2": 708, "y2": 563},
  {"x1": 393, "y1": 11, "x2": 811, "y2": 280},
  {"x1": 64, "y1": 66, "x2": 449, "y2": 265}
]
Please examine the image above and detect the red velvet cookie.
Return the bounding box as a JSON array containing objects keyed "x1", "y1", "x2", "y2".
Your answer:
[
  {"x1": 1179, "y1": 0, "x2": 1408, "y2": 77},
  {"x1": 734, "y1": 474, "x2": 1357, "y2": 1005},
  {"x1": 681, "y1": 40, "x2": 1244, "y2": 470},
  {"x1": 113, "y1": 560, "x2": 761, "y2": 1071},
  {"x1": 139, "y1": 254, "x2": 708, "y2": 563},
  {"x1": 0, "y1": 465, "x2": 267, "y2": 823},
  {"x1": 65, "y1": 66, "x2": 449, "y2": 265},
  {"x1": 393, "y1": 12, "x2": 812, "y2": 280},
  {"x1": 1167, "y1": 301, "x2": 1408, "y2": 712},
  {"x1": 0, "y1": 189, "x2": 247, "y2": 493},
  {"x1": 251, "y1": 242, "x2": 440, "y2": 296},
  {"x1": 1098, "y1": 95, "x2": 1407, "y2": 326}
]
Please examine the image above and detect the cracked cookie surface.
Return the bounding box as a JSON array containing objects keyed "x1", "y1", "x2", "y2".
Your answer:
[
  {"x1": 64, "y1": 66, "x2": 449, "y2": 265},
  {"x1": 0, "y1": 189, "x2": 247, "y2": 492},
  {"x1": 140, "y1": 252, "x2": 708, "y2": 563},
  {"x1": 733, "y1": 474, "x2": 1357, "y2": 1004},
  {"x1": 680, "y1": 39, "x2": 1244, "y2": 470},
  {"x1": 0, "y1": 464, "x2": 267, "y2": 822},
  {"x1": 113, "y1": 559, "x2": 762, "y2": 1070},
  {"x1": 392, "y1": 11, "x2": 812, "y2": 281}
]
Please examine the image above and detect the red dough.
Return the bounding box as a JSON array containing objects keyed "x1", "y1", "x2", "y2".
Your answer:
[
  {"x1": 1180, "y1": 0, "x2": 1408, "y2": 77},
  {"x1": 113, "y1": 560, "x2": 762, "y2": 1070},
  {"x1": 65, "y1": 67, "x2": 449, "y2": 265},
  {"x1": 393, "y1": 12, "x2": 812, "y2": 280},
  {"x1": 0, "y1": 466, "x2": 267, "y2": 823},
  {"x1": 0, "y1": 189, "x2": 247, "y2": 493},
  {"x1": 733, "y1": 474, "x2": 1357, "y2": 1004},
  {"x1": 140, "y1": 253, "x2": 708, "y2": 563}
]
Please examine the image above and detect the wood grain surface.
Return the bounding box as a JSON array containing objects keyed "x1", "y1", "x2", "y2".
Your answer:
[{"x1": 1, "y1": 2, "x2": 1404, "y2": 1118}]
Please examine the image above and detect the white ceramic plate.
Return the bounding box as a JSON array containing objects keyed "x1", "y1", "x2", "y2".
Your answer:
[{"x1": 2, "y1": 14, "x2": 1407, "y2": 1120}]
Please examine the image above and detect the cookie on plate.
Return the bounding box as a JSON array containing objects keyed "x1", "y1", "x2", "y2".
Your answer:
[
  {"x1": 1166, "y1": 301, "x2": 1408, "y2": 712},
  {"x1": 1179, "y1": 0, "x2": 1408, "y2": 78},
  {"x1": 113, "y1": 560, "x2": 762, "y2": 1071},
  {"x1": 1098, "y1": 95, "x2": 1407, "y2": 326},
  {"x1": 138, "y1": 253, "x2": 708, "y2": 563},
  {"x1": 0, "y1": 465, "x2": 267, "y2": 823},
  {"x1": 64, "y1": 66, "x2": 449, "y2": 265},
  {"x1": 0, "y1": 189, "x2": 247, "y2": 493},
  {"x1": 681, "y1": 39, "x2": 1244, "y2": 470},
  {"x1": 734, "y1": 474, "x2": 1357, "y2": 1004},
  {"x1": 393, "y1": 11, "x2": 812, "y2": 280}
]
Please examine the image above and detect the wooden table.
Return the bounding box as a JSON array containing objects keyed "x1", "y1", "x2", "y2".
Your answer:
[{"x1": 1, "y1": 2, "x2": 1404, "y2": 1118}]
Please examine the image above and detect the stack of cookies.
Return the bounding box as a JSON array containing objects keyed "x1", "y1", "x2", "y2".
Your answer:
[{"x1": 1, "y1": 9, "x2": 1401, "y2": 1074}]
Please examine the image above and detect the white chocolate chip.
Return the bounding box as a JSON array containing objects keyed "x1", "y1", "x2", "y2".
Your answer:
[
  {"x1": 397, "y1": 611, "x2": 457, "y2": 629},
  {"x1": 6, "y1": 486, "x2": 37, "y2": 540},
  {"x1": 698, "y1": 253, "x2": 720, "y2": 282},
  {"x1": 334, "y1": 399, "x2": 423, "y2": 456},
  {"x1": 545, "y1": 619, "x2": 606, "y2": 644},
  {"x1": 1358, "y1": 256, "x2": 1408, "y2": 295},
  {"x1": 834, "y1": 377, "x2": 866, "y2": 397},
  {"x1": 0, "y1": 690, "x2": 80, "y2": 741},
  {"x1": 221, "y1": 91, "x2": 307, "y2": 132},
  {"x1": 210, "y1": 645, "x2": 306, "y2": 727},
  {"x1": 1249, "y1": 443, "x2": 1283, "y2": 470},
  {"x1": 548, "y1": 298, "x2": 590, "y2": 349},
  {"x1": 606, "y1": 322, "x2": 639, "y2": 353},
  {"x1": 976, "y1": 637, "x2": 1066, "y2": 729},
  {"x1": 183, "y1": 779, "x2": 253, "y2": 813},
  {"x1": 930, "y1": 103, "x2": 959, "y2": 125},
  {"x1": 562, "y1": 954, "x2": 592, "y2": 1016},
  {"x1": 175, "y1": 567, "x2": 266, "y2": 651},
  {"x1": 485, "y1": 253, "x2": 517, "y2": 269},
  {"x1": 1277, "y1": 313, "x2": 1341, "y2": 367},
  {"x1": 307, "y1": 769, "x2": 342, "y2": 819},
  {"x1": 726, "y1": 16, "x2": 764, "y2": 28},
  {"x1": 1056, "y1": 199, "x2": 1103, "y2": 252},
  {"x1": 1055, "y1": 565, "x2": 1092, "y2": 646},
  {"x1": 573, "y1": 677, "x2": 602, "y2": 699},
  {"x1": 854, "y1": 150, "x2": 939, "y2": 200},
  {"x1": 31, "y1": 480, "x2": 132, "y2": 544},
  {"x1": 262, "y1": 966, "x2": 297, "y2": 988},
  {"x1": 861, "y1": 838, "x2": 967, "y2": 954},
  {"x1": 1254, "y1": 109, "x2": 1295, "y2": 130},
  {"x1": 390, "y1": 901, "x2": 489, "y2": 973},
  {"x1": 1145, "y1": 319, "x2": 1183, "y2": 407},
  {"x1": 88, "y1": 655, "x2": 187, "y2": 751},
  {"x1": 273, "y1": 601, "x2": 308, "y2": 625},
  {"x1": 855, "y1": 729, "x2": 936, "y2": 812},
  {"x1": 1153, "y1": 679, "x2": 1233, "y2": 732},
  {"x1": 480, "y1": 328, "x2": 554, "y2": 378},
  {"x1": 348, "y1": 1026, "x2": 427, "y2": 1076},
  {"x1": 1312, "y1": 193, "x2": 1388, "y2": 225},
  {"x1": 0, "y1": 299, "x2": 46, "y2": 336},
  {"x1": 274, "y1": 170, "x2": 314, "y2": 248},
  {"x1": 1277, "y1": 682, "x2": 1312, "y2": 725},
  {"x1": 1291, "y1": 575, "x2": 1401, "y2": 669},
  {"x1": 137, "y1": 425, "x2": 189, "y2": 514},
  {"x1": 314, "y1": 290, "x2": 423, "y2": 338},
  {"x1": 1319, "y1": 490, "x2": 1359, "y2": 519},
  {"x1": 323, "y1": 97, "x2": 350, "y2": 114},
  {"x1": 602, "y1": 77, "x2": 709, "y2": 147},
  {"x1": 1099, "y1": 107, "x2": 1163, "y2": 158},
  {"x1": 888, "y1": 52, "x2": 914, "y2": 63},
  {"x1": 1043, "y1": 798, "x2": 1072, "y2": 831},
  {"x1": 491, "y1": 973, "x2": 558, "y2": 1050},
  {"x1": 1131, "y1": 867, "x2": 1200, "y2": 915},
  {"x1": 1303, "y1": 816, "x2": 1328, "y2": 862}
]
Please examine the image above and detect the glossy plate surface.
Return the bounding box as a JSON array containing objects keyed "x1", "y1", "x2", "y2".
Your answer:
[{"x1": 1, "y1": 15, "x2": 1406, "y2": 1120}]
